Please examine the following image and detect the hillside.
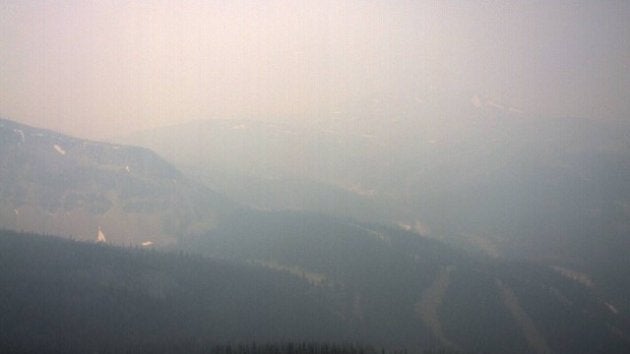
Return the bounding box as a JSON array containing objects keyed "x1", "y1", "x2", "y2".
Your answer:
[
  {"x1": 2, "y1": 118, "x2": 629, "y2": 352},
  {"x1": 185, "y1": 210, "x2": 630, "y2": 353},
  {"x1": 4, "y1": 227, "x2": 629, "y2": 353},
  {"x1": 0, "y1": 118, "x2": 233, "y2": 246},
  {"x1": 118, "y1": 113, "x2": 630, "y2": 309},
  {"x1": 0, "y1": 230, "x2": 350, "y2": 353}
]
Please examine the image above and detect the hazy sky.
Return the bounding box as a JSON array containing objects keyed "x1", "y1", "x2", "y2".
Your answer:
[{"x1": 1, "y1": 1, "x2": 629, "y2": 139}]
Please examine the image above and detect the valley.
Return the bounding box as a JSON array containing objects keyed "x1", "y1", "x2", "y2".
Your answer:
[
  {"x1": 2, "y1": 2, "x2": 629, "y2": 352},
  {"x1": 1, "y1": 118, "x2": 629, "y2": 353}
]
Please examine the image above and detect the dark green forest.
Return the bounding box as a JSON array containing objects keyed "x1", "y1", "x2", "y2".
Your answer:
[
  {"x1": 0, "y1": 230, "x2": 350, "y2": 353},
  {"x1": 185, "y1": 210, "x2": 630, "y2": 353},
  {"x1": 3, "y1": 223, "x2": 629, "y2": 353}
]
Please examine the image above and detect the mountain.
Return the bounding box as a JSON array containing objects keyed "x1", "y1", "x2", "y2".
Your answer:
[
  {"x1": 0, "y1": 230, "x2": 349, "y2": 353},
  {"x1": 115, "y1": 118, "x2": 394, "y2": 223},
  {"x1": 3, "y1": 221, "x2": 628, "y2": 353},
  {"x1": 2, "y1": 117, "x2": 630, "y2": 352},
  {"x1": 0, "y1": 118, "x2": 234, "y2": 246},
  {"x1": 117, "y1": 105, "x2": 630, "y2": 308},
  {"x1": 183, "y1": 210, "x2": 630, "y2": 353}
]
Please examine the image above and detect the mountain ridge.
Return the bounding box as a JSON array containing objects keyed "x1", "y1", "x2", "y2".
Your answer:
[{"x1": 0, "y1": 117, "x2": 234, "y2": 246}]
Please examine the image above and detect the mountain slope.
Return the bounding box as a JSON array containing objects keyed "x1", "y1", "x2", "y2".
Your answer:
[
  {"x1": 4, "y1": 223, "x2": 629, "y2": 353},
  {"x1": 116, "y1": 118, "x2": 390, "y2": 223},
  {"x1": 3, "y1": 117, "x2": 629, "y2": 352},
  {"x1": 118, "y1": 112, "x2": 630, "y2": 308},
  {"x1": 185, "y1": 210, "x2": 630, "y2": 353},
  {"x1": 0, "y1": 118, "x2": 233, "y2": 245},
  {"x1": 0, "y1": 230, "x2": 348, "y2": 353}
]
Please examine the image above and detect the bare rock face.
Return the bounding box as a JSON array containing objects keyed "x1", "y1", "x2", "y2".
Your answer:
[{"x1": 0, "y1": 118, "x2": 233, "y2": 246}]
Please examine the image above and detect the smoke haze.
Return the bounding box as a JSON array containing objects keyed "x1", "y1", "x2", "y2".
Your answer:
[{"x1": 1, "y1": 1, "x2": 629, "y2": 139}]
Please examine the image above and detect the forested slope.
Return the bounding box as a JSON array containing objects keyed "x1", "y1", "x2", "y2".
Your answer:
[{"x1": 0, "y1": 230, "x2": 347, "y2": 353}]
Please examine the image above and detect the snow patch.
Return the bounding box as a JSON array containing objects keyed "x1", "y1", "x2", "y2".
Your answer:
[
  {"x1": 508, "y1": 106, "x2": 524, "y2": 114},
  {"x1": 232, "y1": 124, "x2": 247, "y2": 130},
  {"x1": 141, "y1": 241, "x2": 154, "y2": 247},
  {"x1": 14, "y1": 209, "x2": 19, "y2": 216},
  {"x1": 398, "y1": 221, "x2": 431, "y2": 236},
  {"x1": 13, "y1": 129, "x2": 25, "y2": 142},
  {"x1": 53, "y1": 144, "x2": 66, "y2": 155},
  {"x1": 96, "y1": 227, "x2": 107, "y2": 243},
  {"x1": 125, "y1": 165, "x2": 131, "y2": 173},
  {"x1": 398, "y1": 223, "x2": 412, "y2": 231}
]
